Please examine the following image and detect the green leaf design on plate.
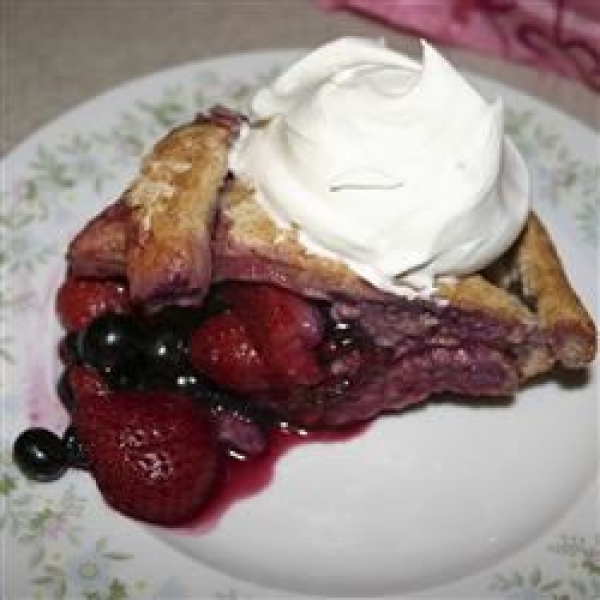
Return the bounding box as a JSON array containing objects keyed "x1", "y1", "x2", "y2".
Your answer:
[
  {"x1": 0, "y1": 473, "x2": 17, "y2": 495},
  {"x1": 490, "y1": 566, "x2": 568, "y2": 597},
  {"x1": 137, "y1": 85, "x2": 188, "y2": 129},
  {"x1": 2, "y1": 62, "x2": 598, "y2": 600},
  {"x1": 539, "y1": 580, "x2": 562, "y2": 592},
  {"x1": 530, "y1": 566, "x2": 542, "y2": 587},
  {"x1": 30, "y1": 146, "x2": 76, "y2": 189}
]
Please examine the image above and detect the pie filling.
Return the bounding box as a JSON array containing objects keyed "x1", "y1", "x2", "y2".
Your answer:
[{"x1": 55, "y1": 276, "x2": 549, "y2": 441}]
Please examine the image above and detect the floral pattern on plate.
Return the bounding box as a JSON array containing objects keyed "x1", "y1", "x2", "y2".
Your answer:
[{"x1": 1, "y1": 51, "x2": 598, "y2": 599}]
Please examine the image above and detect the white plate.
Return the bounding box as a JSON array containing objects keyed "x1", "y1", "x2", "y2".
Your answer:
[{"x1": 1, "y1": 50, "x2": 598, "y2": 600}]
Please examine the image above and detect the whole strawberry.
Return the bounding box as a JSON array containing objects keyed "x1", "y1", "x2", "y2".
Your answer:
[
  {"x1": 189, "y1": 311, "x2": 271, "y2": 393},
  {"x1": 221, "y1": 283, "x2": 324, "y2": 386},
  {"x1": 73, "y1": 391, "x2": 219, "y2": 525},
  {"x1": 56, "y1": 277, "x2": 130, "y2": 332}
]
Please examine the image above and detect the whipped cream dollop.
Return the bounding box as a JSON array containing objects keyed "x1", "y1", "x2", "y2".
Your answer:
[{"x1": 230, "y1": 37, "x2": 530, "y2": 296}]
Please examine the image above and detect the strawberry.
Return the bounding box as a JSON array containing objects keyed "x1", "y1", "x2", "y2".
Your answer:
[
  {"x1": 73, "y1": 391, "x2": 219, "y2": 525},
  {"x1": 58, "y1": 364, "x2": 110, "y2": 413},
  {"x1": 221, "y1": 284, "x2": 324, "y2": 386},
  {"x1": 189, "y1": 311, "x2": 271, "y2": 393},
  {"x1": 56, "y1": 277, "x2": 130, "y2": 332}
]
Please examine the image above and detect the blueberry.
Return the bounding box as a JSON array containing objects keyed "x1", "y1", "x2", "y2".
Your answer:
[
  {"x1": 62, "y1": 425, "x2": 89, "y2": 469},
  {"x1": 328, "y1": 320, "x2": 360, "y2": 347},
  {"x1": 79, "y1": 313, "x2": 145, "y2": 375},
  {"x1": 141, "y1": 369, "x2": 202, "y2": 395},
  {"x1": 104, "y1": 357, "x2": 149, "y2": 391},
  {"x1": 143, "y1": 324, "x2": 189, "y2": 374},
  {"x1": 171, "y1": 371, "x2": 207, "y2": 394},
  {"x1": 13, "y1": 427, "x2": 68, "y2": 482}
]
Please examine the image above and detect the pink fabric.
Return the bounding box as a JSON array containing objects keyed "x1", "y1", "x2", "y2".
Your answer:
[{"x1": 319, "y1": 0, "x2": 600, "y2": 92}]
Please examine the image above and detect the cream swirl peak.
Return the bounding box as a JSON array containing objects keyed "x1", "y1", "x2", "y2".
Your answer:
[{"x1": 230, "y1": 37, "x2": 530, "y2": 295}]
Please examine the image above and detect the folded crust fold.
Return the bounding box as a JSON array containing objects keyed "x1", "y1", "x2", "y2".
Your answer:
[{"x1": 125, "y1": 119, "x2": 233, "y2": 306}]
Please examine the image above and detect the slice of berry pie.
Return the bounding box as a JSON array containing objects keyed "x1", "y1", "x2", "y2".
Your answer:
[
  {"x1": 14, "y1": 39, "x2": 596, "y2": 527},
  {"x1": 65, "y1": 110, "x2": 596, "y2": 429}
]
